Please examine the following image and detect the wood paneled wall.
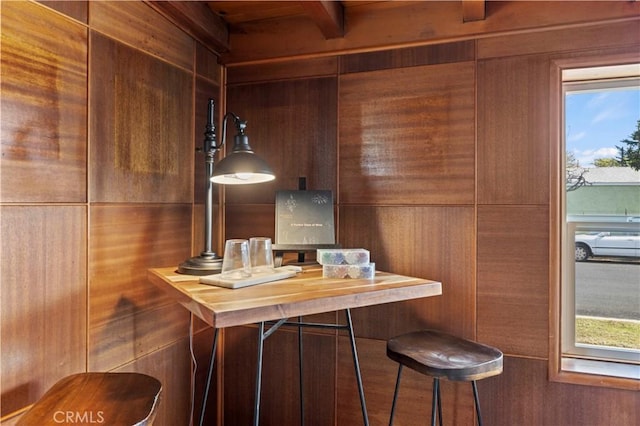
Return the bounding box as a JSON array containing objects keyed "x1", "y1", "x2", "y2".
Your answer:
[
  {"x1": 1, "y1": 2, "x2": 221, "y2": 424},
  {"x1": 223, "y1": 17, "x2": 639, "y2": 426},
  {"x1": 2, "y1": 2, "x2": 639, "y2": 426}
]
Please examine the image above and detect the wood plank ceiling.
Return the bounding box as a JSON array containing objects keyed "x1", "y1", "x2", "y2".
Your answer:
[{"x1": 148, "y1": 1, "x2": 486, "y2": 56}]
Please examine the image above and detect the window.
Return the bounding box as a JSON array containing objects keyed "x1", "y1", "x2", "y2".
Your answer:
[{"x1": 558, "y1": 63, "x2": 640, "y2": 384}]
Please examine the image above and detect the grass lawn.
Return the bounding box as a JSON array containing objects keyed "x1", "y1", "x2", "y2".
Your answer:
[{"x1": 576, "y1": 316, "x2": 640, "y2": 349}]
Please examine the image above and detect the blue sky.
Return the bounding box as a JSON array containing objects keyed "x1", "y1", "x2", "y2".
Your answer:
[{"x1": 565, "y1": 88, "x2": 639, "y2": 167}]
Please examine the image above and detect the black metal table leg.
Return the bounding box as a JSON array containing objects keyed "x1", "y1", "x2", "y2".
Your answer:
[
  {"x1": 254, "y1": 321, "x2": 266, "y2": 426},
  {"x1": 345, "y1": 309, "x2": 369, "y2": 426},
  {"x1": 251, "y1": 314, "x2": 369, "y2": 426},
  {"x1": 199, "y1": 328, "x2": 219, "y2": 426}
]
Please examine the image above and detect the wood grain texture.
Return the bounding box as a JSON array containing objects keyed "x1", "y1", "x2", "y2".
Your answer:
[
  {"x1": 478, "y1": 19, "x2": 640, "y2": 60},
  {"x1": 337, "y1": 337, "x2": 479, "y2": 425},
  {"x1": 340, "y1": 206, "x2": 475, "y2": 340},
  {"x1": 225, "y1": 77, "x2": 338, "y2": 204},
  {"x1": 477, "y1": 54, "x2": 550, "y2": 205},
  {"x1": 16, "y1": 373, "x2": 162, "y2": 426},
  {"x1": 477, "y1": 205, "x2": 549, "y2": 358},
  {"x1": 480, "y1": 356, "x2": 639, "y2": 426},
  {"x1": 90, "y1": 32, "x2": 193, "y2": 203},
  {"x1": 1, "y1": 1, "x2": 87, "y2": 203},
  {"x1": 218, "y1": 1, "x2": 640, "y2": 64},
  {"x1": 89, "y1": 204, "x2": 191, "y2": 326},
  {"x1": 462, "y1": 0, "x2": 485, "y2": 23},
  {"x1": 89, "y1": 1, "x2": 194, "y2": 71},
  {"x1": 39, "y1": 0, "x2": 88, "y2": 23},
  {"x1": 386, "y1": 330, "x2": 503, "y2": 381},
  {"x1": 224, "y1": 204, "x2": 275, "y2": 241},
  {"x1": 148, "y1": 1, "x2": 229, "y2": 55},
  {"x1": 196, "y1": 42, "x2": 223, "y2": 85},
  {"x1": 1, "y1": 206, "x2": 87, "y2": 416},
  {"x1": 339, "y1": 61, "x2": 475, "y2": 205},
  {"x1": 340, "y1": 40, "x2": 475, "y2": 74},
  {"x1": 88, "y1": 204, "x2": 192, "y2": 370},
  {"x1": 115, "y1": 337, "x2": 195, "y2": 426},
  {"x1": 222, "y1": 326, "x2": 336, "y2": 425},
  {"x1": 227, "y1": 56, "x2": 338, "y2": 84},
  {"x1": 89, "y1": 302, "x2": 190, "y2": 372},
  {"x1": 148, "y1": 267, "x2": 441, "y2": 329},
  {"x1": 300, "y1": 0, "x2": 344, "y2": 39}
]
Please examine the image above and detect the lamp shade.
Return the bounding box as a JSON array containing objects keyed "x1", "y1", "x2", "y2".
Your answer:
[{"x1": 211, "y1": 133, "x2": 275, "y2": 184}]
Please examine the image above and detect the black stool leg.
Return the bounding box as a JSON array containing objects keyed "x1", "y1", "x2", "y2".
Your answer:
[
  {"x1": 431, "y1": 378, "x2": 441, "y2": 426},
  {"x1": 437, "y1": 380, "x2": 442, "y2": 426},
  {"x1": 471, "y1": 381, "x2": 483, "y2": 426},
  {"x1": 388, "y1": 365, "x2": 403, "y2": 426}
]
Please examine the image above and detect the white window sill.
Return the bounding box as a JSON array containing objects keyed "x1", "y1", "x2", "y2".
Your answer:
[{"x1": 558, "y1": 357, "x2": 640, "y2": 389}]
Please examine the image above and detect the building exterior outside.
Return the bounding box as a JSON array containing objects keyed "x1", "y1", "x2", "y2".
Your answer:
[{"x1": 568, "y1": 167, "x2": 640, "y2": 219}]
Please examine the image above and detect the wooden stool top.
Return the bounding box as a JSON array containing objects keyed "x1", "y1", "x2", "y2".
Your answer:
[
  {"x1": 17, "y1": 373, "x2": 162, "y2": 426},
  {"x1": 387, "y1": 330, "x2": 503, "y2": 381}
]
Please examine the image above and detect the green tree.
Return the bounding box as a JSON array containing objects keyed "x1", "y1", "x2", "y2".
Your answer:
[
  {"x1": 617, "y1": 118, "x2": 640, "y2": 170},
  {"x1": 593, "y1": 157, "x2": 620, "y2": 167}
]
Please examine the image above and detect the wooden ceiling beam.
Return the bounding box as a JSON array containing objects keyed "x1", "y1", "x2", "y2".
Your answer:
[
  {"x1": 300, "y1": 1, "x2": 344, "y2": 39},
  {"x1": 462, "y1": 0, "x2": 486, "y2": 22},
  {"x1": 146, "y1": 1, "x2": 230, "y2": 54}
]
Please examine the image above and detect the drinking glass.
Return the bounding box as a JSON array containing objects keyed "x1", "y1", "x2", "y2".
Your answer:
[
  {"x1": 249, "y1": 237, "x2": 275, "y2": 274},
  {"x1": 221, "y1": 239, "x2": 251, "y2": 279}
]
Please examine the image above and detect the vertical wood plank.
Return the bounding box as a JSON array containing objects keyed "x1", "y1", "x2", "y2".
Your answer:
[
  {"x1": 225, "y1": 77, "x2": 338, "y2": 204},
  {"x1": 1, "y1": 206, "x2": 87, "y2": 416},
  {"x1": 1, "y1": 1, "x2": 87, "y2": 203},
  {"x1": 339, "y1": 62, "x2": 475, "y2": 205},
  {"x1": 477, "y1": 54, "x2": 550, "y2": 205},
  {"x1": 89, "y1": 1, "x2": 194, "y2": 71},
  {"x1": 88, "y1": 204, "x2": 192, "y2": 370},
  {"x1": 340, "y1": 40, "x2": 475, "y2": 74},
  {"x1": 478, "y1": 20, "x2": 640, "y2": 60},
  {"x1": 225, "y1": 204, "x2": 275, "y2": 241},
  {"x1": 480, "y1": 356, "x2": 639, "y2": 425},
  {"x1": 115, "y1": 336, "x2": 194, "y2": 426},
  {"x1": 227, "y1": 56, "x2": 338, "y2": 84},
  {"x1": 222, "y1": 326, "x2": 336, "y2": 425},
  {"x1": 90, "y1": 32, "x2": 193, "y2": 203},
  {"x1": 477, "y1": 205, "x2": 549, "y2": 358},
  {"x1": 340, "y1": 206, "x2": 475, "y2": 340},
  {"x1": 196, "y1": 42, "x2": 223, "y2": 85}
]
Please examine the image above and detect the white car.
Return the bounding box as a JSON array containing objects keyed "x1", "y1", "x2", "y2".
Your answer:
[{"x1": 575, "y1": 231, "x2": 640, "y2": 261}]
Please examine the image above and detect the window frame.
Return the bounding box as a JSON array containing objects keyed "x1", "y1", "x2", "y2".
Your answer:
[
  {"x1": 549, "y1": 53, "x2": 640, "y2": 390},
  {"x1": 562, "y1": 77, "x2": 640, "y2": 365}
]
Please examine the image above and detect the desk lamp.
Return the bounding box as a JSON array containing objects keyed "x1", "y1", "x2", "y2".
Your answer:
[{"x1": 178, "y1": 99, "x2": 275, "y2": 275}]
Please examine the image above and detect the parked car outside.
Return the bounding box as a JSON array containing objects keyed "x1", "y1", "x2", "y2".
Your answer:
[{"x1": 575, "y1": 231, "x2": 640, "y2": 261}]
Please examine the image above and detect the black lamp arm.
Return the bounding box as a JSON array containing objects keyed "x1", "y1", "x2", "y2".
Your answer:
[{"x1": 221, "y1": 111, "x2": 246, "y2": 143}]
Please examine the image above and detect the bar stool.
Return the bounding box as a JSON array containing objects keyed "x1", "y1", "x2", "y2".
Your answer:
[
  {"x1": 17, "y1": 372, "x2": 162, "y2": 426},
  {"x1": 387, "y1": 330, "x2": 502, "y2": 426}
]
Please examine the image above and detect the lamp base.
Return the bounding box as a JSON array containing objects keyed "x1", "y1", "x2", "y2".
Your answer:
[{"x1": 178, "y1": 254, "x2": 223, "y2": 276}]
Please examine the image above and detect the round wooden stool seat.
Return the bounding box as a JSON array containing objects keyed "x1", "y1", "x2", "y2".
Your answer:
[
  {"x1": 17, "y1": 373, "x2": 162, "y2": 426},
  {"x1": 387, "y1": 329, "x2": 503, "y2": 381},
  {"x1": 386, "y1": 330, "x2": 503, "y2": 426}
]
